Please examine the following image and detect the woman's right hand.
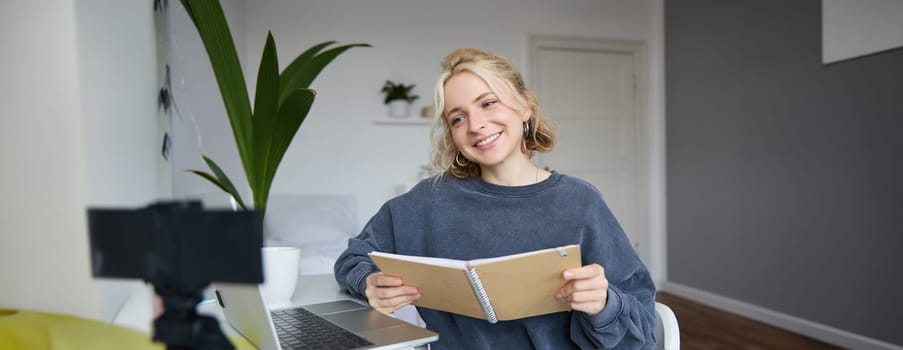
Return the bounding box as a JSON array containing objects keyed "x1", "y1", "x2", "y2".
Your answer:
[{"x1": 364, "y1": 272, "x2": 421, "y2": 314}]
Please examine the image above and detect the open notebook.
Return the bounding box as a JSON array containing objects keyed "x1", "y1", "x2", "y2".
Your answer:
[{"x1": 369, "y1": 244, "x2": 581, "y2": 323}]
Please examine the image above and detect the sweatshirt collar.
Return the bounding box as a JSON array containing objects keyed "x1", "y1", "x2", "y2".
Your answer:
[{"x1": 463, "y1": 171, "x2": 562, "y2": 198}]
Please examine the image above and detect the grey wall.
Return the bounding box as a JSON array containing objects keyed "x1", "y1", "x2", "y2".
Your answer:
[{"x1": 666, "y1": 0, "x2": 903, "y2": 346}]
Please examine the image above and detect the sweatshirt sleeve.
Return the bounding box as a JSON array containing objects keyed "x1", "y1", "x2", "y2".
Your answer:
[
  {"x1": 569, "y1": 192, "x2": 657, "y2": 349},
  {"x1": 333, "y1": 203, "x2": 397, "y2": 300}
]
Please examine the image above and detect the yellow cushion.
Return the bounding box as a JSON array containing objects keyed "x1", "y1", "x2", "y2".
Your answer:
[{"x1": 0, "y1": 309, "x2": 254, "y2": 350}]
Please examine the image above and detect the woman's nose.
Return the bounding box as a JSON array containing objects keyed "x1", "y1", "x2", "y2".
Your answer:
[{"x1": 468, "y1": 111, "x2": 486, "y2": 132}]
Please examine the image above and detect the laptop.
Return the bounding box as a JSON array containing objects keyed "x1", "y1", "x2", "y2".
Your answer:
[{"x1": 213, "y1": 283, "x2": 438, "y2": 350}]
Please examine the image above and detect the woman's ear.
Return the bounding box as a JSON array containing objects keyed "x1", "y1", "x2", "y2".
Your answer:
[
  {"x1": 518, "y1": 91, "x2": 535, "y2": 122},
  {"x1": 522, "y1": 108, "x2": 533, "y2": 122}
]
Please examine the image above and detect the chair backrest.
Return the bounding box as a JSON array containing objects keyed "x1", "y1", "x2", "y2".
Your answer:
[{"x1": 654, "y1": 302, "x2": 680, "y2": 350}]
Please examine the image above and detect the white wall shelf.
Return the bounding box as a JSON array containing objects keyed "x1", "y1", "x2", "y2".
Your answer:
[{"x1": 373, "y1": 117, "x2": 432, "y2": 126}]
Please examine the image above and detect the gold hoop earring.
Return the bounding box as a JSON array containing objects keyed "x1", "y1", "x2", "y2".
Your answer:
[{"x1": 454, "y1": 152, "x2": 470, "y2": 167}]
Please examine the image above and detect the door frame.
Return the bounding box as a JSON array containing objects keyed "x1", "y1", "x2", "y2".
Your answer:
[{"x1": 527, "y1": 35, "x2": 665, "y2": 281}]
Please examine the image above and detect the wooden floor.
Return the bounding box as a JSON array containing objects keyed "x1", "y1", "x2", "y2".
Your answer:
[{"x1": 655, "y1": 292, "x2": 843, "y2": 350}]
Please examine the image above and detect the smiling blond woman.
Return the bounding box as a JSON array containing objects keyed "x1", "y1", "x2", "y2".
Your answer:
[{"x1": 336, "y1": 48, "x2": 656, "y2": 349}]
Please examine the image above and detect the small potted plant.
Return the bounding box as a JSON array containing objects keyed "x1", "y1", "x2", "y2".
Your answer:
[{"x1": 381, "y1": 80, "x2": 419, "y2": 118}]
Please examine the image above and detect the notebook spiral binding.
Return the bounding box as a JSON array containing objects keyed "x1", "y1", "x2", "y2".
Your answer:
[{"x1": 465, "y1": 268, "x2": 497, "y2": 323}]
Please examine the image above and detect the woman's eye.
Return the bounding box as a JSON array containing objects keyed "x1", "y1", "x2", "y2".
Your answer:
[
  {"x1": 450, "y1": 115, "x2": 465, "y2": 126},
  {"x1": 482, "y1": 100, "x2": 497, "y2": 108}
]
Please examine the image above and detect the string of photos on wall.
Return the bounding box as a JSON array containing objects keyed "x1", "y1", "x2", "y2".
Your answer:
[{"x1": 155, "y1": 0, "x2": 174, "y2": 198}]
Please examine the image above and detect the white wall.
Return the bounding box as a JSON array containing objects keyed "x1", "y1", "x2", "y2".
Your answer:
[
  {"x1": 172, "y1": 0, "x2": 661, "y2": 235},
  {"x1": 0, "y1": 0, "x2": 99, "y2": 319},
  {"x1": 74, "y1": 0, "x2": 160, "y2": 321},
  {"x1": 0, "y1": 0, "x2": 159, "y2": 320}
]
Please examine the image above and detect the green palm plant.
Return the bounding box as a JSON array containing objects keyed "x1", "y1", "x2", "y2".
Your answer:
[{"x1": 180, "y1": 0, "x2": 368, "y2": 221}]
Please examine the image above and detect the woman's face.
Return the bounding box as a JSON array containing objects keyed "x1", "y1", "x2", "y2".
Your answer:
[{"x1": 443, "y1": 71, "x2": 530, "y2": 171}]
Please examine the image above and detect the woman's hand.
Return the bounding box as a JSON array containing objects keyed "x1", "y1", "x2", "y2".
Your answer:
[
  {"x1": 556, "y1": 264, "x2": 609, "y2": 316},
  {"x1": 365, "y1": 272, "x2": 421, "y2": 314}
]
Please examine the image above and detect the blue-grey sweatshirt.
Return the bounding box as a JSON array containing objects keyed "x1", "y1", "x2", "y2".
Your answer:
[{"x1": 334, "y1": 171, "x2": 656, "y2": 349}]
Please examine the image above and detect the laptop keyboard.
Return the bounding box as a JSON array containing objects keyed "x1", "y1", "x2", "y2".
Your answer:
[{"x1": 271, "y1": 308, "x2": 374, "y2": 350}]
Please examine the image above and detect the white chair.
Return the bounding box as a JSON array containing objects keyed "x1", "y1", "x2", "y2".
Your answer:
[{"x1": 654, "y1": 302, "x2": 680, "y2": 350}]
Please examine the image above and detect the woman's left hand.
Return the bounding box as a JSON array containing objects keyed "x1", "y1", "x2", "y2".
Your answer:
[{"x1": 556, "y1": 263, "x2": 608, "y2": 316}]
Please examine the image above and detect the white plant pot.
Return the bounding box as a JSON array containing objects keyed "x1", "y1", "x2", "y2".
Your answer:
[
  {"x1": 260, "y1": 246, "x2": 301, "y2": 309},
  {"x1": 388, "y1": 100, "x2": 410, "y2": 118}
]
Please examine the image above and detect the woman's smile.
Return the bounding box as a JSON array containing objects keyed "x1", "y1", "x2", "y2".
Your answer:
[{"x1": 474, "y1": 131, "x2": 503, "y2": 149}]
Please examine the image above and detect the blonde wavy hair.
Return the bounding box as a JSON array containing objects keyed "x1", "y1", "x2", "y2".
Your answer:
[{"x1": 429, "y1": 48, "x2": 555, "y2": 179}]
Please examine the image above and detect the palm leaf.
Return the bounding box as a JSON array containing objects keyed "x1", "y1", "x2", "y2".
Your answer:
[
  {"x1": 277, "y1": 40, "x2": 336, "y2": 103},
  {"x1": 255, "y1": 88, "x2": 316, "y2": 219},
  {"x1": 187, "y1": 156, "x2": 248, "y2": 210},
  {"x1": 278, "y1": 43, "x2": 371, "y2": 106},
  {"x1": 252, "y1": 32, "x2": 280, "y2": 199},
  {"x1": 180, "y1": 0, "x2": 255, "y2": 186}
]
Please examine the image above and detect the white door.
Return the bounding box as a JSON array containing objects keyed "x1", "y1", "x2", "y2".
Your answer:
[{"x1": 531, "y1": 40, "x2": 646, "y2": 261}]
